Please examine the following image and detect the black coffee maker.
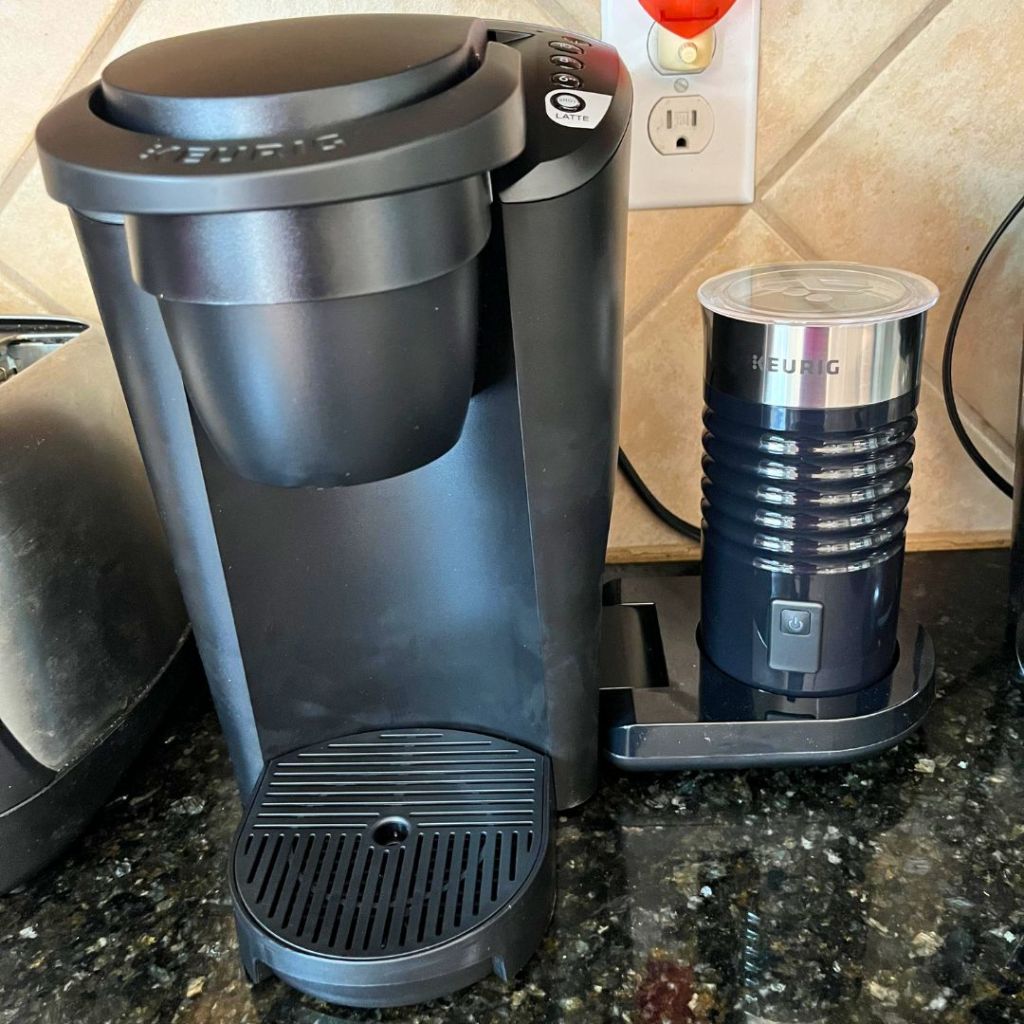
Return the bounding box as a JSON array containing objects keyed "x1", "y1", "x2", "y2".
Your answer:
[{"x1": 37, "y1": 14, "x2": 630, "y2": 1007}]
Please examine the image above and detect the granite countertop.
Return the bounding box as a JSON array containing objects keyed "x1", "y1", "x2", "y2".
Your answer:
[{"x1": 2, "y1": 548, "x2": 1023, "y2": 1023}]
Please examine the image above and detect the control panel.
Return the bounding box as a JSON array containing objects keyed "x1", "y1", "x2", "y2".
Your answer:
[{"x1": 490, "y1": 24, "x2": 630, "y2": 204}]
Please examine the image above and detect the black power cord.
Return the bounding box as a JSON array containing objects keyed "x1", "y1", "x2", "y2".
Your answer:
[
  {"x1": 617, "y1": 448, "x2": 701, "y2": 542},
  {"x1": 941, "y1": 193, "x2": 1024, "y2": 500}
]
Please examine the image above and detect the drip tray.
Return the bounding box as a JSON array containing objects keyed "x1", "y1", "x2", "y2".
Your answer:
[{"x1": 230, "y1": 728, "x2": 554, "y2": 1008}]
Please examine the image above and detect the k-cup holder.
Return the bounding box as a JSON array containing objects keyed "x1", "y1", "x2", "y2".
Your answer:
[{"x1": 126, "y1": 178, "x2": 490, "y2": 488}]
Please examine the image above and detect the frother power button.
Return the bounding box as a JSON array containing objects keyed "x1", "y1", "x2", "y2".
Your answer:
[
  {"x1": 768, "y1": 600, "x2": 823, "y2": 673},
  {"x1": 781, "y1": 609, "x2": 811, "y2": 635}
]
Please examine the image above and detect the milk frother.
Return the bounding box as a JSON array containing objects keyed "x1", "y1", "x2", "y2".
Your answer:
[
  {"x1": 699, "y1": 262, "x2": 938, "y2": 696},
  {"x1": 602, "y1": 262, "x2": 940, "y2": 768}
]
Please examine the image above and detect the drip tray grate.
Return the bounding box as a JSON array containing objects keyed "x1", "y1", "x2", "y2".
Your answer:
[{"x1": 231, "y1": 728, "x2": 551, "y2": 964}]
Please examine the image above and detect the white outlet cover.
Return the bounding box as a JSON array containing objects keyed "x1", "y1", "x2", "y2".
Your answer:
[{"x1": 601, "y1": 0, "x2": 760, "y2": 209}]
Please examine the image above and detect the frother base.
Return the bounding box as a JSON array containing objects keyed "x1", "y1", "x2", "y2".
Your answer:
[
  {"x1": 600, "y1": 572, "x2": 935, "y2": 771},
  {"x1": 230, "y1": 728, "x2": 554, "y2": 1007}
]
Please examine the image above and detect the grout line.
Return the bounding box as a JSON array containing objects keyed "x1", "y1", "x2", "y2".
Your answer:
[
  {"x1": 63, "y1": 0, "x2": 143, "y2": 95},
  {"x1": 756, "y1": 0, "x2": 958, "y2": 197},
  {"x1": 0, "y1": 146, "x2": 43, "y2": 215},
  {"x1": 920, "y1": 362, "x2": 1016, "y2": 471},
  {"x1": 752, "y1": 201, "x2": 821, "y2": 259},
  {"x1": 623, "y1": 206, "x2": 745, "y2": 335},
  {"x1": 0, "y1": 0, "x2": 140, "y2": 209},
  {"x1": 0, "y1": 256, "x2": 74, "y2": 316}
]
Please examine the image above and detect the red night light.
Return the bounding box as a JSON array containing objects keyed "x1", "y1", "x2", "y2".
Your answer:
[{"x1": 637, "y1": 0, "x2": 738, "y2": 38}]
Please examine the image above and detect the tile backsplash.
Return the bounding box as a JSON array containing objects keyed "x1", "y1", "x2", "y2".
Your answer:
[{"x1": 2, "y1": 0, "x2": 1020, "y2": 559}]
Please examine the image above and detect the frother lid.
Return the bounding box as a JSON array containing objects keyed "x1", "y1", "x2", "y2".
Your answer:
[
  {"x1": 102, "y1": 15, "x2": 485, "y2": 139},
  {"x1": 698, "y1": 262, "x2": 939, "y2": 327}
]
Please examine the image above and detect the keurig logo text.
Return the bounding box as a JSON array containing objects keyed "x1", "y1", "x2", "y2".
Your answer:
[
  {"x1": 138, "y1": 132, "x2": 346, "y2": 164},
  {"x1": 752, "y1": 354, "x2": 840, "y2": 376}
]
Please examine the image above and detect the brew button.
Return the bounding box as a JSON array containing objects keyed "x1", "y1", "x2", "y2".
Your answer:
[
  {"x1": 551, "y1": 92, "x2": 586, "y2": 112},
  {"x1": 549, "y1": 40, "x2": 584, "y2": 54},
  {"x1": 550, "y1": 54, "x2": 584, "y2": 70},
  {"x1": 551, "y1": 72, "x2": 583, "y2": 88},
  {"x1": 562, "y1": 35, "x2": 592, "y2": 46}
]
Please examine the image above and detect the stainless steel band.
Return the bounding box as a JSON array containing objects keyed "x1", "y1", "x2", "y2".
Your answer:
[{"x1": 703, "y1": 311, "x2": 925, "y2": 410}]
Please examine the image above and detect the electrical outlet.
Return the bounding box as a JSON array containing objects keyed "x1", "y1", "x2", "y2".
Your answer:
[
  {"x1": 601, "y1": 0, "x2": 760, "y2": 209},
  {"x1": 648, "y1": 96, "x2": 713, "y2": 155}
]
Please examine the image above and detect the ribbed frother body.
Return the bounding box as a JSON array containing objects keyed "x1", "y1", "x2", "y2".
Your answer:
[{"x1": 700, "y1": 394, "x2": 915, "y2": 694}]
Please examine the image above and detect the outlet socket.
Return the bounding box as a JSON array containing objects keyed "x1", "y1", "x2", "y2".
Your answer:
[{"x1": 647, "y1": 96, "x2": 713, "y2": 155}]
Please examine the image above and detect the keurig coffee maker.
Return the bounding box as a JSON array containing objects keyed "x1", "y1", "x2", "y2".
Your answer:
[{"x1": 37, "y1": 14, "x2": 630, "y2": 1007}]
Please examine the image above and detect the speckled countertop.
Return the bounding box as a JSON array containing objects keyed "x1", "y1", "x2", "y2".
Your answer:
[{"x1": 2, "y1": 549, "x2": 1023, "y2": 1024}]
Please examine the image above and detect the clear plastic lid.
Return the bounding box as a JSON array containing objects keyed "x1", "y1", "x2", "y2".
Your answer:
[{"x1": 698, "y1": 261, "x2": 939, "y2": 327}]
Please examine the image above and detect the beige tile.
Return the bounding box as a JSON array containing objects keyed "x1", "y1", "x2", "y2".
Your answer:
[
  {"x1": 0, "y1": 0, "x2": 121, "y2": 180},
  {"x1": 109, "y1": 0, "x2": 557, "y2": 58},
  {"x1": 763, "y1": 0, "x2": 1024, "y2": 445},
  {"x1": 756, "y1": 0, "x2": 934, "y2": 180},
  {"x1": 908, "y1": 374, "x2": 1010, "y2": 535},
  {"x1": 608, "y1": 465, "x2": 686, "y2": 554},
  {"x1": 612, "y1": 209, "x2": 801, "y2": 552},
  {"x1": 624, "y1": 205, "x2": 741, "y2": 326},
  {"x1": 0, "y1": 163, "x2": 98, "y2": 320},
  {"x1": 0, "y1": 269, "x2": 47, "y2": 316}
]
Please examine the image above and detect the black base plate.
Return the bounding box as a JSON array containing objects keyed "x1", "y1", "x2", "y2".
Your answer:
[
  {"x1": 599, "y1": 573, "x2": 935, "y2": 770},
  {"x1": 231, "y1": 728, "x2": 554, "y2": 1008}
]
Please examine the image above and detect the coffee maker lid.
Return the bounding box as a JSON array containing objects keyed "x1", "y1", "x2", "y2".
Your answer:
[
  {"x1": 36, "y1": 15, "x2": 526, "y2": 215},
  {"x1": 698, "y1": 262, "x2": 939, "y2": 327},
  {"x1": 102, "y1": 15, "x2": 487, "y2": 140}
]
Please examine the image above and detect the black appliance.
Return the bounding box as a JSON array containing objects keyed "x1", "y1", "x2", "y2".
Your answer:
[
  {"x1": 36, "y1": 14, "x2": 630, "y2": 1007},
  {"x1": 602, "y1": 263, "x2": 940, "y2": 769},
  {"x1": 0, "y1": 317, "x2": 189, "y2": 892}
]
